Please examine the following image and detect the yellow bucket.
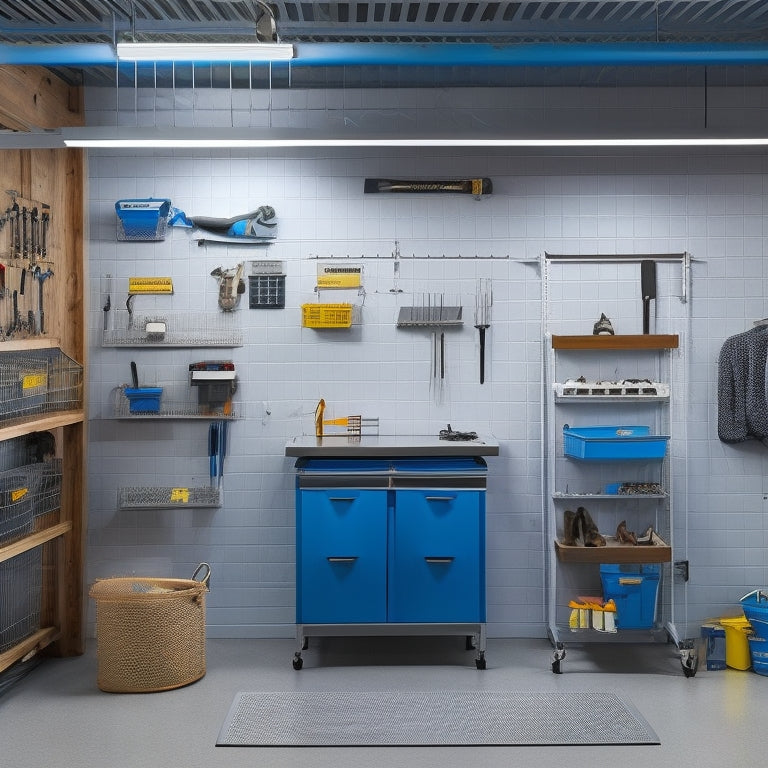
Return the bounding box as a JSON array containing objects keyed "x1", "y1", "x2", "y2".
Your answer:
[{"x1": 720, "y1": 616, "x2": 752, "y2": 670}]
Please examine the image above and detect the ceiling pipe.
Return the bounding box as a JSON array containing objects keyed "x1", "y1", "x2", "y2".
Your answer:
[{"x1": 4, "y1": 41, "x2": 768, "y2": 67}]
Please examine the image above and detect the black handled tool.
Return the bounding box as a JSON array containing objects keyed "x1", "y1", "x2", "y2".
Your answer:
[
  {"x1": 130, "y1": 361, "x2": 139, "y2": 388},
  {"x1": 475, "y1": 324, "x2": 489, "y2": 384},
  {"x1": 641, "y1": 260, "x2": 656, "y2": 334}
]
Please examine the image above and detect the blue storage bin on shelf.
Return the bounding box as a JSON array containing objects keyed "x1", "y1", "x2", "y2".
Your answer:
[
  {"x1": 115, "y1": 199, "x2": 171, "y2": 241},
  {"x1": 600, "y1": 563, "x2": 660, "y2": 630},
  {"x1": 124, "y1": 387, "x2": 162, "y2": 414},
  {"x1": 563, "y1": 425, "x2": 669, "y2": 461}
]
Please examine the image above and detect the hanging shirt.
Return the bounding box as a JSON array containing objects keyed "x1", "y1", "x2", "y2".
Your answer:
[{"x1": 717, "y1": 326, "x2": 768, "y2": 443}]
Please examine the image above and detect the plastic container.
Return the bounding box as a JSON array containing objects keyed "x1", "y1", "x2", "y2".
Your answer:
[
  {"x1": 748, "y1": 635, "x2": 768, "y2": 676},
  {"x1": 563, "y1": 425, "x2": 669, "y2": 461},
  {"x1": 700, "y1": 622, "x2": 727, "y2": 670},
  {"x1": 115, "y1": 198, "x2": 171, "y2": 241},
  {"x1": 720, "y1": 616, "x2": 752, "y2": 670},
  {"x1": 301, "y1": 303, "x2": 353, "y2": 328},
  {"x1": 124, "y1": 387, "x2": 162, "y2": 413},
  {"x1": 740, "y1": 590, "x2": 768, "y2": 638},
  {"x1": 600, "y1": 563, "x2": 660, "y2": 629}
]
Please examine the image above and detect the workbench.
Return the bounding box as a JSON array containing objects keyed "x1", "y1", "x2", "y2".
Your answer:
[{"x1": 286, "y1": 435, "x2": 499, "y2": 669}]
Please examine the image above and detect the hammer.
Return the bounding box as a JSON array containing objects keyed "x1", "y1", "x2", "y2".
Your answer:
[{"x1": 34, "y1": 267, "x2": 53, "y2": 334}]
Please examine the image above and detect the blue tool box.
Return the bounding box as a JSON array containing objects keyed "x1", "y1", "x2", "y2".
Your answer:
[
  {"x1": 600, "y1": 563, "x2": 660, "y2": 630},
  {"x1": 115, "y1": 199, "x2": 171, "y2": 241}
]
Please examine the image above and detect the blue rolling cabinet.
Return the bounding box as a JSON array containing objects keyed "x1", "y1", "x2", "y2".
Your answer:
[{"x1": 288, "y1": 444, "x2": 496, "y2": 670}]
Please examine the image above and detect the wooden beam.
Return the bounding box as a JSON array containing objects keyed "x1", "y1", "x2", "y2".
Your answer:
[{"x1": 0, "y1": 66, "x2": 84, "y2": 131}]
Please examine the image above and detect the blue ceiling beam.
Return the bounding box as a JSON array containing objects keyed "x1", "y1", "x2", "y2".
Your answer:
[{"x1": 3, "y1": 41, "x2": 768, "y2": 67}]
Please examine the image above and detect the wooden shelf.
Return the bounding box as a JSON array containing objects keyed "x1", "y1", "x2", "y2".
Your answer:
[
  {"x1": 0, "y1": 410, "x2": 85, "y2": 442},
  {"x1": 551, "y1": 334, "x2": 679, "y2": 350},
  {"x1": 554, "y1": 536, "x2": 671, "y2": 564}
]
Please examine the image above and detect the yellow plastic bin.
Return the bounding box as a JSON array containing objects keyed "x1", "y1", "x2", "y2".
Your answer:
[{"x1": 720, "y1": 616, "x2": 752, "y2": 670}]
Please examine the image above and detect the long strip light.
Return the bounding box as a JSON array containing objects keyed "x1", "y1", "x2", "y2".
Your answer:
[
  {"x1": 61, "y1": 131, "x2": 768, "y2": 149},
  {"x1": 116, "y1": 41, "x2": 294, "y2": 62}
]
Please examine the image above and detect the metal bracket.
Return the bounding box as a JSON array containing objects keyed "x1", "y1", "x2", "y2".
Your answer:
[{"x1": 674, "y1": 559, "x2": 689, "y2": 582}]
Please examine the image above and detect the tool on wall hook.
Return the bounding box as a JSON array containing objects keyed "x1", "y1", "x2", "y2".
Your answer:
[
  {"x1": 474, "y1": 279, "x2": 492, "y2": 384},
  {"x1": 211, "y1": 262, "x2": 245, "y2": 311},
  {"x1": 390, "y1": 239, "x2": 403, "y2": 293}
]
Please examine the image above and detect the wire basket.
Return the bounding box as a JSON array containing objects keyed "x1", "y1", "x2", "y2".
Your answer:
[
  {"x1": 0, "y1": 548, "x2": 42, "y2": 654},
  {"x1": 301, "y1": 303, "x2": 353, "y2": 328},
  {"x1": 0, "y1": 348, "x2": 82, "y2": 425},
  {"x1": 0, "y1": 469, "x2": 34, "y2": 546},
  {"x1": 115, "y1": 199, "x2": 171, "y2": 241}
]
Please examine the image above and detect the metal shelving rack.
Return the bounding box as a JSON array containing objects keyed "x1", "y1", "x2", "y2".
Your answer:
[{"x1": 541, "y1": 252, "x2": 695, "y2": 676}]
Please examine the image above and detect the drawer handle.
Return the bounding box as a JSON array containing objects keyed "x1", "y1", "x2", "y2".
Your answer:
[
  {"x1": 327, "y1": 556, "x2": 358, "y2": 563},
  {"x1": 424, "y1": 556, "x2": 455, "y2": 564},
  {"x1": 329, "y1": 497, "x2": 356, "y2": 502},
  {"x1": 425, "y1": 496, "x2": 455, "y2": 502}
]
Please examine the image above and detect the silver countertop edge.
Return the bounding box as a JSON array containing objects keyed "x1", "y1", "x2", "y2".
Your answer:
[{"x1": 284, "y1": 435, "x2": 500, "y2": 457}]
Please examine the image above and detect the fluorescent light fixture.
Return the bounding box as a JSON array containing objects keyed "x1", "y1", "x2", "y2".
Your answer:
[
  {"x1": 116, "y1": 41, "x2": 294, "y2": 62},
  {"x1": 61, "y1": 128, "x2": 768, "y2": 149}
]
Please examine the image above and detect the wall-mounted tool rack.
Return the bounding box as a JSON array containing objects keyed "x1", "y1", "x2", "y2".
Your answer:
[{"x1": 110, "y1": 384, "x2": 242, "y2": 420}]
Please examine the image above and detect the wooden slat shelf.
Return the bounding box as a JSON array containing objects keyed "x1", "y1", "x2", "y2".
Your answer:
[
  {"x1": 554, "y1": 537, "x2": 672, "y2": 564},
  {"x1": 0, "y1": 410, "x2": 85, "y2": 442},
  {"x1": 551, "y1": 334, "x2": 679, "y2": 350},
  {"x1": 0, "y1": 522, "x2": 73, "y2": 565},
  {"x1": 0, "y1": 627, "x2": 61, "y2": 675}
]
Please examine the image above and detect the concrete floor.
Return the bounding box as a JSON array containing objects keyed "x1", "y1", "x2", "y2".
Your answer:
[{"x1": 0, "y1": 636, "x2": 764, "y2": 768}]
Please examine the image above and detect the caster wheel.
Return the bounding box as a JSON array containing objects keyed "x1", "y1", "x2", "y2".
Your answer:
[
  {"x1": 551, "y1": 642, "x2": 565, "y2": 674},
  {"x1": 292, "y1": 655, "x2": 303, "y2": 670},
  {"x1": 302, "y1": 638, "x2": 309, "y2": 651},
  {"x1": 475, "y1": 654, "x2": 486, "y2": 670}
]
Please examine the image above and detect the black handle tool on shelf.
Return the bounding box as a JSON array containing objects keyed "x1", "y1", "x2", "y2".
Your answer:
[
  {"x1": 641, "y1": 260, "x2": 656, "y2": 335},
  {"x1": 130, "y1": 360, "x2": 139, "y2": 389}
]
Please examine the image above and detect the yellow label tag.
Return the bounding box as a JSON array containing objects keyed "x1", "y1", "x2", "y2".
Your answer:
[
  {"x1": 128, "y1": 277, "x2": 174, "y2": 294},
  {"x1": 11, "y1": 487, "x2": 28, "y2": 502},
  {"x1": 22, "y1": 373, "x2": 47, "y2": 390},
  {"x1": 169, "y1": 487, "x2": 190, "y2": 503},
  {"x1": 471, "y1": 178, "x2": 483, "y2": 196},
  {"x1": 316, "y1": 264, "x2": 362, "y2": 288}
]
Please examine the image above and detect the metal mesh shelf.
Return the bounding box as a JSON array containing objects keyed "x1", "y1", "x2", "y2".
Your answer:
[
  {"x1": 0, "y1": 348, "x2": 83, "y2": 425},
  {"x1": 118, "y1": 486, "x2": 221, "y2": 510},
  {"x1": 103, "y1": 310, "x2": 242, "y2": 348},
  {"x1": 111, "y1": 384, "x2": 242, "y2": 420}
]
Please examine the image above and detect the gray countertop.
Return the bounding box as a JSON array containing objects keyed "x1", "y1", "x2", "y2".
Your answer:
[{"x1": 284, "y1": 434, "x2": 500, "y2": 458}]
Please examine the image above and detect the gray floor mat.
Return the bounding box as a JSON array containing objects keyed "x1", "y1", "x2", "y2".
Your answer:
[{"x1": 217, "y1": 690, "x2": 660, "y2": 747}]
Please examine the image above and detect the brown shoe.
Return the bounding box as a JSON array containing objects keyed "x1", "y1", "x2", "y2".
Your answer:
[
  {"x1": 563, "y1": 509, "x2": 578, "y2": 546},
  {"x1": 616, "y1": 520, "x2": 637, "y2": 545},
  {"x1": 577, "y1": 506, "x2": 606, "y2": 547}
]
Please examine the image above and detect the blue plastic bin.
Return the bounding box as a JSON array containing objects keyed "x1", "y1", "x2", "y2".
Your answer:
[
  {"x1": 124, "y1": 387, "x2": 162, "y2": 413},
  {"x1": 563, "y1": 425, "x2": 669, "y2": 461},
  {"x1": 115, "y1": 199, "x2": 171, "y2": 241},
  {"x1": 741, "y1": 590, "x2": 768, "y2": 638},
  {"x1": 600, "y1": 563, "x2": 660, "y2": 630},
  {"x1": 748, "y1": 635, "x2": 768, "y2": 676},
  {"x1": 700, "y1": 623, "x2": 727, "y2": 670}
]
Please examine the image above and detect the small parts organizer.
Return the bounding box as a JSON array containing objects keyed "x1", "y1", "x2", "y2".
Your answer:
[
  {"x1": 555, "y1": 379, "x2": 669, "y2": 398},
  {"x1": 249, "y1": 260, "x2": 285, "y2": 309},
  {"x1": 0, "y1": 348, "x2": 83, "y2": 425}
]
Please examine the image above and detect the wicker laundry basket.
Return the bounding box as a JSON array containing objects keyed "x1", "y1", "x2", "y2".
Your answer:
[{"x1": 89, "y1": 563, "x2": 210, "y2": 693}]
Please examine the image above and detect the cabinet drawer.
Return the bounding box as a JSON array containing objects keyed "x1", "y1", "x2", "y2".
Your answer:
[
  {"x1": 297, "y1": 489, "x2": 387, "y2": 623},
  {"x1": 388, "y1": 490, "x2": 484, "y2": 623}
]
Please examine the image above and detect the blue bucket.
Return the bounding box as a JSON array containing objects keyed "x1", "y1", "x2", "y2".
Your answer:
[
  {"x1": 748, "y1": 635, "x2": 768, "y2": 676},
  {"x1": 741, "y1": 590, "x2": 768, "y2": 639}
]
